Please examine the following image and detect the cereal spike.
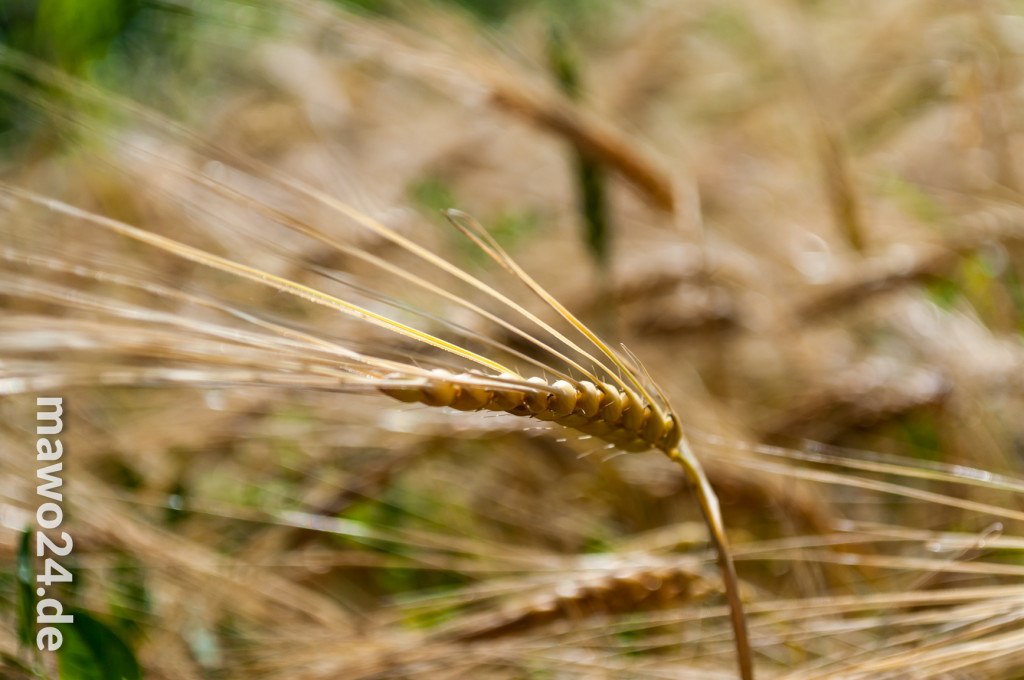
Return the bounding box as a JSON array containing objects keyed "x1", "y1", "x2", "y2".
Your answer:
[
  {"x1": 0, "y1": 56, "x2": 753, "y2": 671},
  {"x1": 376, "y1": 369, "x2": 753, "y2": 680},
  {"x1": 379, "y1": 373, "x2": 664, "y2": 455}
]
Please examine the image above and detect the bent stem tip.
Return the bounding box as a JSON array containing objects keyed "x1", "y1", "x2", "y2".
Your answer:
[{"x1": 667, "y1": 442, "x2": 754, "y2": 680}]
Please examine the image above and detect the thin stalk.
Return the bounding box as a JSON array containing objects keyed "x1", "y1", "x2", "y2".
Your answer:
[{"x1": 668, "y1": 440, "x2": 753, "y2": 680}]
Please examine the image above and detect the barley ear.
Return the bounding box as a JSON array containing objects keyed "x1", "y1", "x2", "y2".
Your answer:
[{"x1": 668, "y1": 440, "x2": 753, "y2": 680}]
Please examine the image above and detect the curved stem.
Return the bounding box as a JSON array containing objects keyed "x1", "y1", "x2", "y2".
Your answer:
[{"x1": 667, "y1": 441, "x2": 753, "y2": 680}]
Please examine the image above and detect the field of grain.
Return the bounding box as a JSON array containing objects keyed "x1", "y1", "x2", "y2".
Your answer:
[{"x1": 2, "y1": 1, "x2": 1024, "y2": 678}]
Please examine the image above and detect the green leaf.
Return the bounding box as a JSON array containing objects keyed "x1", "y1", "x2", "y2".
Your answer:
[
  {"x1": 16, "y1": 528, "x2": 34, "y2": 648},
  {"x1": 56, "y1": 609, "x2": 140, "y2": 680},
  {"x1": 546, "y1": 25, "x2": 611, "y2": 267}
]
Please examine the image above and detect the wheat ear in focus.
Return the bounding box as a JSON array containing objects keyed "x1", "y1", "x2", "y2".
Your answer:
[
  {"x1": 0, "y1": 43, "x2": 752, "y2": 678},
  {"x1": 0, "y1": 187, "x2": 753, "y2": 680}
]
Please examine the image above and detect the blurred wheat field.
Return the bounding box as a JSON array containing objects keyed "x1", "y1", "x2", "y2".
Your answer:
[{"x1": 2, "y1": 0, "x2": 1024, "y2": 678}]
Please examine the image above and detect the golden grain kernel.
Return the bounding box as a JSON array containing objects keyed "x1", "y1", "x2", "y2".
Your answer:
[
  {"x1": 537, "y1": 379, "x2": 576, "y2": 420},
  {"x1": 422, "y1": 369, "x2": 458, "y2": 407},
  {"x1": 449, "y1": 375, "x2": 490, "y2": 411},
  {"x1": 620, "y1": 389, "x2": 645, "y2": 432},
  {"x1": 478, "y1": 373, "x2": 524, "y2": 411},
  {"x1": 657, "y1": 414, "x2": 682, "y2": 449},
  {"x1": 576, "y1": 380, "x2": 601, "y2": 418},
  {"x1": 598, "y1": 382, "x2": 625, "y2": 422},
  {"x1": 575, "y1": 417, "x2": 614, "y2": 437},
  {"x1": 379, "y1": 373, "x2": 425, "y2": 403},
  {"x1": 523, "y1": 376, "x2": 552, "y2": 413},
  {"x1": 642, "y1": 406, "x2": 667, "y2": 444}
]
